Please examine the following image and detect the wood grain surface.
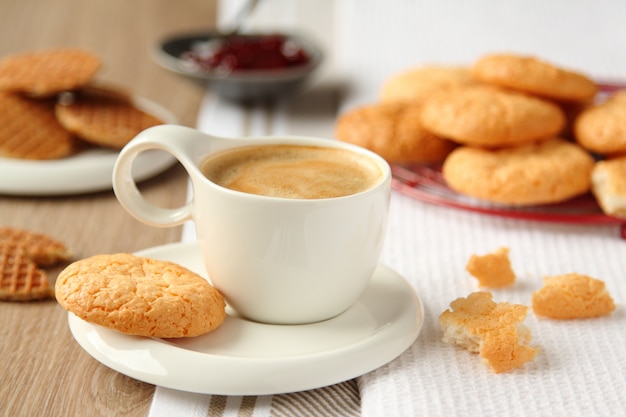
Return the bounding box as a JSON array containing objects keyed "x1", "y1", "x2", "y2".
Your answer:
[{"x1": 0, "y1": 1, "x2": 216, "y2": 416}]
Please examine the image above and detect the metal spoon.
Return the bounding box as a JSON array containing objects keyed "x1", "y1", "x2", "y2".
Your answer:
[{"x1": 222, "y1": 0, "x2": 260, "y2": 37}]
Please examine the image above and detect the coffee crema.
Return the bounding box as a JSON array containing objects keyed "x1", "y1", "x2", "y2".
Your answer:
[{"x1": 201, "y1": 144, "x2": 382, "y2": 199}]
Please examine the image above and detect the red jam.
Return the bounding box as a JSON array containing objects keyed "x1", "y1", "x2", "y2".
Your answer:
[{"x1": 185, "y1": 35, "x2": 310, "y2": 73}]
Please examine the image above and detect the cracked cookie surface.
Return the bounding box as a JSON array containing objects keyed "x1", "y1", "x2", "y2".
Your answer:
[{"x1": 55, "y1": 253, "x2": 226, "y2": 338}]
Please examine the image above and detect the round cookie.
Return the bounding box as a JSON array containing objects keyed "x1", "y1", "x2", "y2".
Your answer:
[
  {"x1": 442, "y1": 138, "x2": 594, "y2": 206},
  {"x1": 55, "y1": 253, "x2": 226, "y2": 338},
  {"x1": 471, "y1": 53, "x2": 597, "y2": 102},
  {"x1": 335, "y1": 102, "x2": 457, "y2": 164},
  {"x1": 0, "y1": 92, "x2": 76, "y2": 160},
  {"x1": 420, "y1": 85, "x2": 566, "y2": 147},
  {"x1": 55, "y1": 86, "x2": 164, "y2": 150},
  {"x1": 0, "y1": 48, "x2": 101, "y2": 97},
  {"x1": 574, "y1": 90, "x2": 626, "y2": 155},
  {"x1": 380, "y1": 66, "x2": 478, "y2": 104}
]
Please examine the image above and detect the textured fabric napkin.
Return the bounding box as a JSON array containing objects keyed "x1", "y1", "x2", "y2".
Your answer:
[
  {"x1": 149, "y1": 1, "x2": 626, "y2": 416},
  {"x1": 338, "y1": 1, "x2": 626, "y2": 416}
]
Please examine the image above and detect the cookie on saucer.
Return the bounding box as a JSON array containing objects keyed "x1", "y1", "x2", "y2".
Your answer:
[
  {"x1": 471, "y1": 53, "x2": 597, "y2": 103},
  {"x1": 442, "y1": 138, "x2": 594, "y2": 206},
  {"x1": 55, "y1": 253, "x2": 226, "y2": 338}
]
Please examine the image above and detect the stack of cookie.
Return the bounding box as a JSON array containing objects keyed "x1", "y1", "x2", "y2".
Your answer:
[
  {"x1": 336, "y1": 53, "x2": 626, "y2": 216},
  {"x1": 0, "y1": 48, "x2": 165, "y2": 160},
  {"x1": 0, "y1": 227, "x2": 72, "y2": 301}
]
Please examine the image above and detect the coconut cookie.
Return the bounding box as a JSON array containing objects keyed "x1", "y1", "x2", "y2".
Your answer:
[
  {"x1": 442, "y1": 138, "x2": 594, "y2": 206},
  {"x1": 380, "y1": 65, "x2": 478, "y2": 104},
  {"x1": 439, "y1": 291, "x2": 538, "y2": 373},
  {"x1": 335, "y1": 102, "x2": 457, "y2": 164},
  {"x1": 591, "y1": 156, "x2": 626, "y2": 218},
  {"x1": 574, "y1": 91, "x2": 626, "y2": 155},
  {"x1": 532, "y1": 273, "x2": 615, "y2": 319},
  {"x1": 0, "y1": 48, "x2": 101, "y2": 97},
  {"x1": 471, "y1": 53, "x2": 597, "y2": 103},
  {"x1": 55, "y1": 253, "x2": 226, "y2": 338},
  {"x1": 420, "y1": 86, "x2": 565, "y2": 147}
]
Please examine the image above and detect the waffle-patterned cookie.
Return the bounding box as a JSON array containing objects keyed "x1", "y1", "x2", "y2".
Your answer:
[
  {"x1": 0, "y1": 227, "x2": 72, "y2": 266},
  {"x1": 0, "y1": 48, "x2": 101, "y2": 97},
  {"x1": 55, "y1": 86, "x2": 165, "y2": 150},
  {"x1": 0, "y1": 243, "x2": 54, "y2": 301},
  {"x1": 0, "y1": 92, "x2": 76, "y2": 159}
]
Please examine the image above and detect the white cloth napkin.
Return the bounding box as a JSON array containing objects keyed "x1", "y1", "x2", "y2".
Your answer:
[
  {"x1": 150, "y1": 1, "x2": 626, "y2": 416},
  {"x1": 337, "y1": 1, "x2": 626, "y2": 416}
]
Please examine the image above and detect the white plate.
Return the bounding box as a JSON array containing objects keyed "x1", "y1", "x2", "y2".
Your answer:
[
  {"x1": 67, "y1": 241, "x2": 424, "y2": 395},
  {"x1": 0, "y1": 97, "x2": 178, "y2": 196}
]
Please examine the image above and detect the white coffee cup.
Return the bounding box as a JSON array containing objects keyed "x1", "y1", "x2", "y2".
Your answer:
[{"x1": 112, "y1": 124, "x2": 390, "y2": 324}]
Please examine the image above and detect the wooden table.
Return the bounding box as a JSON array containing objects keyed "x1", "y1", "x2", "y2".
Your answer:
[{"x1": 0, "y1": 1, "x2": 217, "y2": 415}]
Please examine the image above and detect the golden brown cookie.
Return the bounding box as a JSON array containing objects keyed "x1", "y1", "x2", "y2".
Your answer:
[
  {"x1": 0, "y1": 48, "x2": 101, "y2": 97},
  {"x1": 591, "y1": 156, "x2": 626, "y2": 218},
  {"x1": 442, "y1": 138, "x2": 594, "y2": 206},
  {"x1": 532, "y1": 273, "x2": 615, "y2": 319},
  {"x1": 420, "y1": 86, "x2": 566, "y2": 147},
  {"x1": 439, "y1": 291, "x2": 537, "y2": 373},
  {"x1": 380, "y1": 66, "x2": 478, "y2": 104},
  {"x1": 55, "y1": 87, "x2": 164, "y2": 150},
  {"x1": 466, "y1": 247, "x2": 515, "y2": 288},
  {"x1": 574, "y1": 91, "x2": 626, "y2": 155},
  {"x1": 55, "y1": 253, "x2": 226, "y2": 338},
  {"x1": 0, "y1": 243, "x2": 54, "y2": 301},
  {"x1": 335, "y1": 102, "x2": 457, "y2": 164},
  {"x1": 0, "y1": 92, "x2": 76, "y2": 159},
  {"x1": 471, "y1": 53, "x2": 597, "y2": 103},
  {"x1": 0, "y1": 227, "x2": 72, "y2": 266}
]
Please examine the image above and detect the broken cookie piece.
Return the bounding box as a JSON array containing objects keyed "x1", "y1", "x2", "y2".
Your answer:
[
  {"x1": 532, "y1": 273, "x2": 615, "y2": 319},
  {"x1": 439, "y1": 291, "x2": 538, "y2": 373}
]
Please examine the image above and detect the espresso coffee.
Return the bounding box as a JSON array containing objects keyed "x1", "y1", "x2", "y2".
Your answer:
[{"x1": 201, "y1": 144, "x2": 382, "y2": 199}]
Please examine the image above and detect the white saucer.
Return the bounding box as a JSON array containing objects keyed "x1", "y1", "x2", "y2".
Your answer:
[
  {"x1": 0, "y1": 96, "x2": 177, "y2": 196},
  {"x1": 67, "y1": 241, "x2": 424, "y2": 395}
]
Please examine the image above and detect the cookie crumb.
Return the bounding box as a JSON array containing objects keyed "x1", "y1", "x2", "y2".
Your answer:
[
  {"x1": 532, "y1": 273, "x2": 615, "y2": 319},
  {"x1": 466, "y1": 247, "x2": 515, "y2": 288}
]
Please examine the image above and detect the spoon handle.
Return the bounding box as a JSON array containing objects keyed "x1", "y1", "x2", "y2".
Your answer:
[{"x1": 223, "y1": 0, "x2": 261, "y2": 37}]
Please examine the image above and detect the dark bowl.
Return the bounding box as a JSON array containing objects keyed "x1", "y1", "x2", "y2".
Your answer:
[{"x1": 154, "y1": 31, "x2": 324, "y2": 102}]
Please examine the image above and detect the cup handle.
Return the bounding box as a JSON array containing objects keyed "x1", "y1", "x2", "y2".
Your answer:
[{"x1": 112, "y1": 124, "x2": 209, "y2": 227}]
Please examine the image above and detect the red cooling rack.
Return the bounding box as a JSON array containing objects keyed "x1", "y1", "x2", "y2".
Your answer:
[
  {"x1": 390, "y1": 164, "x2": 626, "y2": 238},
  {"x1": 389, "y1": 82, "x2": 626, "y2": 239}
]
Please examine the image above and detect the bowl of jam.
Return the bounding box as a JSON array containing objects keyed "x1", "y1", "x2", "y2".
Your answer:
[{"x1": 156, "y1": 32, "x2": 323, "y2": 102}]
